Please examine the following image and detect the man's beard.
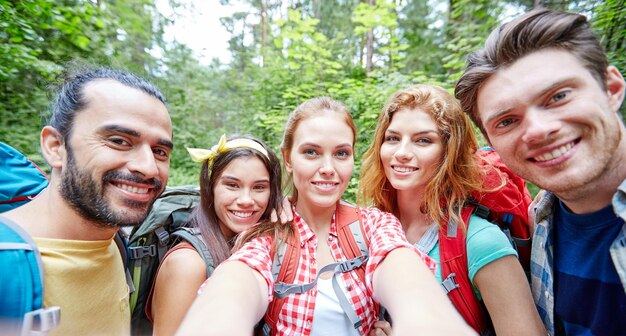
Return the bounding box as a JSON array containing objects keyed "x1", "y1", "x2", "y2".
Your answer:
[{"x1": 60, "y1": 147, "x2": 162, "y2": 229}]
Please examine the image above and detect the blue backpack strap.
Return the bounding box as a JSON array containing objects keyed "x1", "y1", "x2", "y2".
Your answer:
[
  {"x1": 0, "y1": 216, "x2": 60, "y2": 335},
  {"x1": 21, "y1": 307, "x2": 62, "y2": 336}
]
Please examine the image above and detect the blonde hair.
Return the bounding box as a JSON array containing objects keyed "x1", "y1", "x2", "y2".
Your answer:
[{"x1": 359, "y1": 85, "x2": 484, "y2": 227}]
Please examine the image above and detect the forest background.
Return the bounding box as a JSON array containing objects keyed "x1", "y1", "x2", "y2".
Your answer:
[{"x1": 1, "y1": 0, "x2": 625, "y2": 201}]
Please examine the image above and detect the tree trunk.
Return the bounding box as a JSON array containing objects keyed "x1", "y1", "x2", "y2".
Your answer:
[
  {"x1": 359, "y1": 35, "x2": 365, "y2": 68},
  {"x1": 446, "y1": 0, "x2": 460, "y2": 41},
  {"x1": 259, "y1": 0, "x2": 268, "y2": 66},
  {"x1": 388, "y1": 0, "x2": 397, "y2": 71},
  {"x1": 365, "y1": 0, "x2": 375, "y2": 74}
]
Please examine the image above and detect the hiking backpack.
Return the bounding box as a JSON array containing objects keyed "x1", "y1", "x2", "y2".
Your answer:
[
  {"x1": 0, "y1": 142, "x2": 48, "y2": 213},
  {"x1": 0, "y1": 216, "x2": 60, "y2": 336},
  {"x1": 0, "y1": 142, "x2": 133, "y2": 336},
  {"x1": 128, "y1": 185, "x2": 215, "y2": 336},
  {"x1": 0, "y1": 142, "x2": 58, "y2": 335},
  {"x1": 439, "y1": 147, "x2": 532, "y2": 333},
  {"x1": 0, "y1": 216, "x2": 129, "y2": 336},
  {"x1": 260, "y1": 200, "x2": 372, "y2": 336}
]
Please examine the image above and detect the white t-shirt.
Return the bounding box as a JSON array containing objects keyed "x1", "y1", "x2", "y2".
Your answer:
[{"x1": 310, "y1": 277, "x2": 360, "y2": 336}]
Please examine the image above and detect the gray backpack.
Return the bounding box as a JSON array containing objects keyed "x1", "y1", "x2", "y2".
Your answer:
[{"x1": 127, "y1": 185, "x2": 215, "y2": 335}]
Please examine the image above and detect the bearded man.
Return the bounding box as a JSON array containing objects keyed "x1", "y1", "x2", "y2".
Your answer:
[{"x1": 2, "y1": 66, "x2": 173, "y2": 335}]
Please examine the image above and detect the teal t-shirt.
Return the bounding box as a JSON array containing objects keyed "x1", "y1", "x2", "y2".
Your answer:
[{"x1": 420, "y1": 214, "x2": 518, "y2": 300}]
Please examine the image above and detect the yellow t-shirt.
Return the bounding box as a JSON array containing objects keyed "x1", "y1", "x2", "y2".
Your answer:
[{"x1": 34, "y1": 236, "x2": 130, "y2": 336}]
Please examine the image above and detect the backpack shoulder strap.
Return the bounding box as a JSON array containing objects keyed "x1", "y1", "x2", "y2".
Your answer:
[
  {"x1": 335, "y1": 201, "x2": 375, "y2": 328},
  {"x1": 0, "y1": 215, "x2": 61, "y2": 335},
  {"x1": 114, "y1": 231, "x2": 128, "y2": 268},
  {"x1": 439, "y1": 207, "x2": 488, "y2": 333},
  {"x1": 264, "y1": 203, "x2": 372, "y2": 335},
  {"x1": 336, "y1": 200, "x2": 368, "y2": 258},
  {"x1": 128, "y1": 185, "x2": 201, "y2": 335},
  {"x1": 336, "y1": 201, "x2": 369, "y2": 291},
  {"x1": 264, "y1": 228, "x2": 301, "y2": 336},
  {"x1": 114, "y1": 231, "x2": 135, "y2": 293},
  {"x1": 269, "y1": 230, "x2": 368, "y2": 332}
]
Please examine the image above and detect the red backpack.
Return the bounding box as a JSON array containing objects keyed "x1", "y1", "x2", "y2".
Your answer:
[
  {"x1": 261, "y1": 201, "x2": 373, "y2": 336},
  {"x1": 439, "y1": 147, "x2": 532, "y2": 333}
]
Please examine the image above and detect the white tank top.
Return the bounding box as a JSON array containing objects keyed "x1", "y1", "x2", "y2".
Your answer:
[{"x1": 310, "y1": 277, "x2": 360, "y2": 336}]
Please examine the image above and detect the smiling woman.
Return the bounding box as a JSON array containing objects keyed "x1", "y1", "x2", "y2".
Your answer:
[
  {"x1": 147, "y1": 135, "x2": 283, "y2": 336},
  {"x1": 177, "y1": 97, "x2": 474, "y2": 336},
  {"x1": 359, "y1": 84, "x2": 545, "y2": 335}
]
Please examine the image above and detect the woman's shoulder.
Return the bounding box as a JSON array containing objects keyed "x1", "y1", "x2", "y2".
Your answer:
[
  {"x1": 465, "y1": 215, "x2": 517, "y2": 268},
  {"x1": 466, "y1": 215, "x2": 514, "y2": 247},
  {"x1": 466, "y1": 215, "x2": 507, "y2": 239},
  {"x1": 158, "y1": 243, "x2": 207, "y2": 282}
]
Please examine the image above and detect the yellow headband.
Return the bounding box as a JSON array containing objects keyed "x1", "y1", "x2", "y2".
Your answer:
[{"x1": 186, "y1": 134, "x2": 270, "y2": 167}]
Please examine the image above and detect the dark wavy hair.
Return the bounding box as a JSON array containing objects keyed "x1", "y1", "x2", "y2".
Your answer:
[{"x1": 187, "y1": 135, "x2": 283, "y2": 265}]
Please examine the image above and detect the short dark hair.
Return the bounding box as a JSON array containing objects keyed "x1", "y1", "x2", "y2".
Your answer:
[
  {"x1": 49, "y1": 66, "x2": 165, "y2": 141},
  {"x1": 455, "y1": 8, "x2": 608, "y2": 136}
]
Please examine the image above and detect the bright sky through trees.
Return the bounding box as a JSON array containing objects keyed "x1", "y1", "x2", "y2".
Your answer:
[{"x1": 156, "y1": 0, "x2": 235, "y2": 63}]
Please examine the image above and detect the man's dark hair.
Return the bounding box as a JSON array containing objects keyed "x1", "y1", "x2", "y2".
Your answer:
[
  {"x1": 455, "y1": 8, "x2": 608, "y2": 137},
  {"x1": 49, "y1": 66, "x2": 166, "y2": 141}
]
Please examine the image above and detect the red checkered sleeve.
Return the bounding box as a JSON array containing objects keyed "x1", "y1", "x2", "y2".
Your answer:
[
  {"x1": 360, "y1": 207, "x2": 437, "y2": 294},
  {"x1": 197, "y1": 206, "x2": 436, "y2": 335},
  {"x1": 229, "y1": 235, "x2": 276, "y2": 303}
]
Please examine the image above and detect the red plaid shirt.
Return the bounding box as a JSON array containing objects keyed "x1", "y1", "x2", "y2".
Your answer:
[{"x1": 229, "y1": 205, "x2": 436, "y2": 335}]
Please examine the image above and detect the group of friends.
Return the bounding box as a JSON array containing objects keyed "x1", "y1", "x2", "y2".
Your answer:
[{"x1": 1, "y1": 8, "x2": 625, "y2": 336}]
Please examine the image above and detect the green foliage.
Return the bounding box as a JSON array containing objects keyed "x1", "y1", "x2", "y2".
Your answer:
[
  {"x1": 2, "y1": 0, "x2": 624, "y2": 202},
  {"x1": 352, "y1": 1, "x2": 397, "y2": 36},
  {"x1": 443, "y1": 0, "x2": 503, "y2": 87},
  {"x1": 592, "y1": 0, "x2": 626, "y2": 119},
  {"x1": 0, "y1": 0, "x2": 111, "y2": 162},
  {"x1": 0, "y1": 0, "x2": 168, "y2": 166}
]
